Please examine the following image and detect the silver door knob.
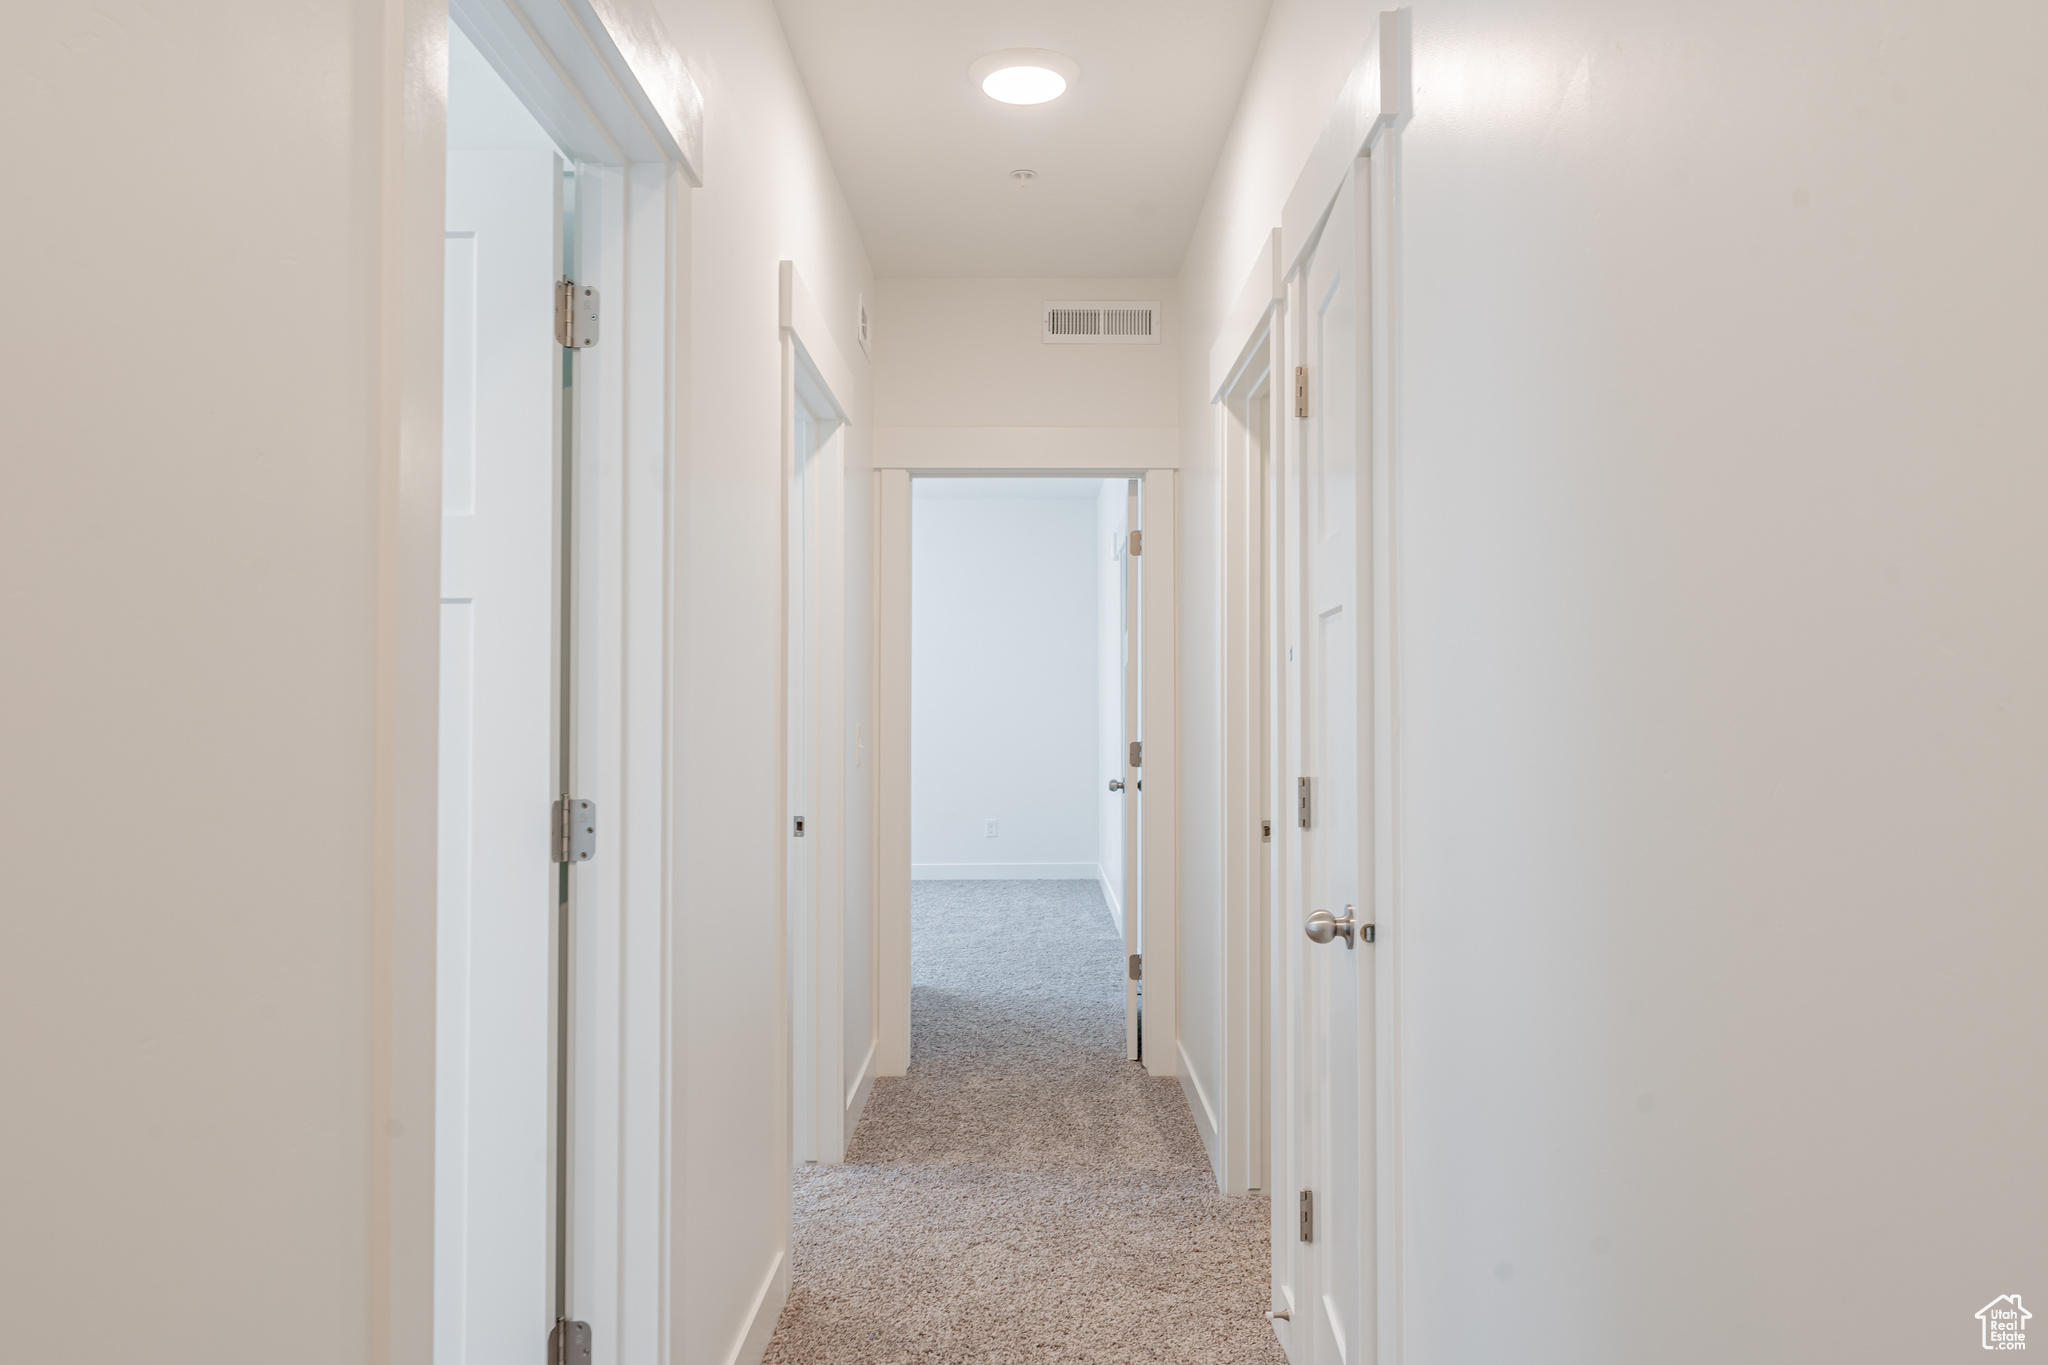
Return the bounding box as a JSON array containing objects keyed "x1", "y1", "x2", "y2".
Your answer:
[
  {"x1": 1305, "y1": 905, "x2": 1360, "y2": 949},
  {"x1": 1108, "y1": 779, "x2": 1125, "y2": 791}
]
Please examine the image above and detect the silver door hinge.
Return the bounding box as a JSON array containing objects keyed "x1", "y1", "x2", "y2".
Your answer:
[
  {"x1": 1294, "y1": 365, "x2": 1308, "y2": 418},
  {"x1": 1129, "y1": 529, "x2": 1143, "y2": 556},
  {"x1": 1130, "y1": 740, "x2": 1143, "y2": 768},
  {"x1": 1297, "y1": 777, "x2": 1312, "y2": 829},
  {"x1": 793, "y1": 815, "x2": 806, "y2": 837},
  {"x1": 554, "y1": 797, "x2": 596, "y2": 863},
  {"x1": 556, "y1": 279, "x2": 599, "y2": 348},
  {"x1": 1262, "y1": 819, "x2": 1272, "y2": 842},
  {"x1": 1128, "y1": 953, "x2": 1142, "y2": 981},
  {"x1": 549, "y1": 1319, "x2": 592, "y2": 1365},
  {"x1": 1299, "y1": 1190, "x2": 1314, "y2": 1243}
]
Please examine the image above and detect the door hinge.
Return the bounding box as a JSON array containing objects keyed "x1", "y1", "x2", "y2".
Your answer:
[
  {"x1": 793, "y1": 815, "x2": 806, "y2": 837},
  {"x1": 1130, "y1": 740, "x2": 1143, "y2": 768},
  {"x1": 553, "y1": 797, "x2": 596, "y2": 863},
  {"x1": 1294, "y1": 365, "x2": 1308, "y2": 418},
  {"x1": 1128, "y1": 953, "x2": 1142, "y2": 981},
  {"x1": 556, "y1": 279, "x2": 599, "y2": 349},
  {"x1": 1262, "y1": 819, "x2": 1272, "y2": 842},
  {"x1": 1297, "y1": 777, "x2": 1312, "y2": 829},
  {"x1": 1299, "y1": 1190, "x2": 1314, "y2": 1243},
  {"x1": 549, "y1": 1319, "x2": 592, "y2": 1365},
  {"x1": 1129, "y1": 529, "x2": 1143, "y2": 556}
]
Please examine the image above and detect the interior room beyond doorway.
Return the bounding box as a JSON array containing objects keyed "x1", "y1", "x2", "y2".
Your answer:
[{"x1": 910, "y1": 476, "x2": 1128, "y2": 908}]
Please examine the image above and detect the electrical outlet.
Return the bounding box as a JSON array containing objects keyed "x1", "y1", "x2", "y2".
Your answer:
[{"x1": 985, "y1": 819, "x2": 998, "y2": 838}]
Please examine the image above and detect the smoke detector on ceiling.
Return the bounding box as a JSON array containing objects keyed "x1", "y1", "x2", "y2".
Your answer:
[
  {"x1": 1043, "y1": 300, "x2": 1161, "y2": 345},
  {"x1": 1011, "y1": 168, "x2": 1037, "y2": 185}
]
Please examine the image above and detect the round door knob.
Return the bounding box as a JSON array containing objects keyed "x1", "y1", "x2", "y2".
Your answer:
[
  {"x1": 1305, "y1": 906, "x2": 1359, "y2": 949},
  {"x1": 1108, "y1": 779, "x2": 1125, "y2": 792}
]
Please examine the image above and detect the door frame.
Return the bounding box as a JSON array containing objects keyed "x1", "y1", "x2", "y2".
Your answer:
[
  {"x1": 872, "y1": 468, "x2": 1180, "y2": 1079},
  {"x1": 411, "y1": 2, "x2": 702, "y2": 1361},
  {"x1": 1210, "y1": 11, "x2": 1409, "y2": 1361},
  {"x1": 782, "y1": 262, "x2": 864, "y2": 1164}
]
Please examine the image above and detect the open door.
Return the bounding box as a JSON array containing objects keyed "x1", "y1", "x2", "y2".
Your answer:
[
  {"x1": 1121, "y1": 479, "x2": 1142, "y2": 1060},
  {"x1": 1282, "y1": 155, "x2": 1374, "y2": 1365},
  {"x1": 437, "y1": 146, "x2": 566, "y2": 1364}
]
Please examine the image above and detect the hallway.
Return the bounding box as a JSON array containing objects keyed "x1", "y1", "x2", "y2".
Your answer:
[{"x1": 765, "y1": 881, "x2": 1282, "y2": 1364}]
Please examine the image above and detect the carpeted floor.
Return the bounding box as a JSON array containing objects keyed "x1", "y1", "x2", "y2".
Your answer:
[{"x1": 762, "y1": 879, "x2": 1286, "y2": 1365}]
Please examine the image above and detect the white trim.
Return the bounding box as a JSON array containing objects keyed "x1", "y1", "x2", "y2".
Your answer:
[
  {"x1": 1139, "y1": 470, "x2": 1178, "y2": 1079},
  {"x1": 782, "y1": 261, "x2": 859, "y2": 1166},
  {"x1": 432, "y1": 6, "x2": 691, "y2": 1363},
  {"x1": 1278, "y1": 11, "x2": 1412, "y2": 286},
  {"x1": 1241, "y1": 11, "x2": 1411, "y2": 1362},
  {"x1": 843, "y1": 1037, "x2": 877, "y2": 1150},
  {"x1": 875, "y1": 426, "x2": 1178, "y2": 471},
  {"x1": 874, "y1": 472, "x2": 1176, "y2": 1081},
  {"x1": 1098, "y1": 861, "x2": 1124, "y2": 938},
  {"x1": 383, "y1": 3, "x2": 444, "y2": 1360},
  {"x1": 721, "y1": 1250, "x2": 788, "y2": 1365},
  {"x1": 1209, "y1": 228, "x2": 1284, "y2": 402},
  {"x1": 1178, "y1": 1038, "x2": 1221, "y2": 1168},
  {"x1": 875, "y1": 472, "x2": 914, "y2": 1078},
  {"x1": 910, "y1": 862, "x2": 1102, "y2": 880}
]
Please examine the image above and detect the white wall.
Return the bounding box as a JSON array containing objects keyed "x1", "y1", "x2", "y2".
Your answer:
[
  {"x1": 1179, "y1": 0, "x2": 2048, "y2": 1358},
  {"x1": 911, "y1": 480, "x2": 1104, "y2": 878},
  {"x1": 2, "y1": 0, "x2": 441, "y2": 1359},
  {"x1": 656, "y1": 0, "x2": 874, "y2": 1359},
  {"x1": 1097, "y1": 482, "x2": 1131, "y2": 930},
  {"x1": 873, "y1": 277, "x2": 1178, "y2": 429}
]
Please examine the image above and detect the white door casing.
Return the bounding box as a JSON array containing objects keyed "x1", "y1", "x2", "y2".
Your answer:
[
  {"x1": 872, "y1": 468, "x2": 1177, "y2": 1079},
  {"x1": 1122, "y1": 479, "x2": 1142, "y2": 1061},
  {"x1": 783, "y1": 261, "x2": 864, "y2": 1165},
  {"x1": 438, "y1": 147, "x2": 563, "y2": 1365},
  {"x1": 1291, "y1": 157, "x2": 1373, "y2": 1365}
]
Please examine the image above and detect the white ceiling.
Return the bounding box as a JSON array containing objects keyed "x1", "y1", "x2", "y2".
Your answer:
[{"x1": 771, "y1": 0, "x2": 1274, "y2": 278}]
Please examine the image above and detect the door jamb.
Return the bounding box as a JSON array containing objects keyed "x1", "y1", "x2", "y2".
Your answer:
[
  {"x1": 420, "y1": 3, "x2": 699, "y2": 1360},
  {"x1": 1210, "y1": 10, "x2": 1409, "y2": 1362},
  {"x1": 871, "y1": 469, "x2": 1180, "y2": 1080}
]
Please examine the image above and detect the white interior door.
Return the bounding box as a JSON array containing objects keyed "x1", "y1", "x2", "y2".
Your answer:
[
  {"x1": 438, "y1": 148, "x2": 563, "y2": 1365},
  {"x1": 1121, "y1": 479, "x2": 1142, "y2": 1060},
  {"x1": 1292, "y1": 157, "x2": 1372, "y2": 1365}
]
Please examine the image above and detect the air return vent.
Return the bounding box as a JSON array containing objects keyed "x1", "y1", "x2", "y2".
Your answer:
[{"x1": 1042, "y1": 300, "x2": 1161, "y2": 345}]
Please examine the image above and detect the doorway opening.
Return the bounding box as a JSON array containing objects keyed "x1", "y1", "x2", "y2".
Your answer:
[
  {"x1": 433, "y1": 9, "x2": 686, "y2": 1362},
  {"x1": 907, "y1": 475, "x2": 1140, "y2": 1054}
]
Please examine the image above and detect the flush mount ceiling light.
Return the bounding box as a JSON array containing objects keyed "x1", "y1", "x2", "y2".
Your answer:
[{"x1": 969, "y1": 49, "x2": 1079, "y2": 105}]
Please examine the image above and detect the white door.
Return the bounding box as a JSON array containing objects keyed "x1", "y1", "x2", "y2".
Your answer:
[
  {"x1": 1290, "y1": 157, "x2": 1373, "y2": 1365},
  {"x1": 438, "y1": 148, "x2": 564, "y2": 1365},
  {"x1": 1120, "y1": 480, "x2": 1142, "y2": 1059}
]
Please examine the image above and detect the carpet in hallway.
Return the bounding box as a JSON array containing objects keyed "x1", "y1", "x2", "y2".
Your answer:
[{"x1": 762, "y1": 879, "x2": 1286, "y2": 1364}]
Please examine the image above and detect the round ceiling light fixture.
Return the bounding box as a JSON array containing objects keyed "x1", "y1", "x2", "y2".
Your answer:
[{"x1": 969, "y1": 49, "x2": 1079, "y2": 105}]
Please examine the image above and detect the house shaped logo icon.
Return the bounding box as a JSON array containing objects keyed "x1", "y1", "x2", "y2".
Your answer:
[{"x1": 1977, "y1": 1295, "x2": 2030, "y2": 1350}]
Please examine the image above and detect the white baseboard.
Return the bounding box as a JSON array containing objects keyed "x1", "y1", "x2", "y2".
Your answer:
[
  {"x1": 723, "y1": 1248, "x2": 788, "y2": 1365},
  {"x1": 910, "y1": 861, "x2": 1101, "y2": 880},
  {"x1": 844, "y1": 1036, "x2": 877, "y2": 1149},
  {"x1": 1178, "y1": 1039, "x2": 1223, "y2": 1189},
  {"x1": 1097, "y1": 861, "x2": 1123, "y2": 936}
]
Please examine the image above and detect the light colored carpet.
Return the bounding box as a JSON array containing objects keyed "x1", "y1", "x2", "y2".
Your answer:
[{"x1": 762, "y1": 879, "x2": 1286, "y2": 1365}]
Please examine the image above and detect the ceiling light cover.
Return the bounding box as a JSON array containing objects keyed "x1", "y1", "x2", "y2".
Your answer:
[{"x1": 968, "y1": 49, "x2": 1079, "y2": 106}]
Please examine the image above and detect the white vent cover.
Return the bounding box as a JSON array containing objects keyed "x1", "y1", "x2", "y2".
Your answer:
[
  {"x1": 856, "y1": 294, "x2": 872, "y2": 357},
  {"x1": 1043, "y1": 300, "x2": 1161, "y2": 345}
]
